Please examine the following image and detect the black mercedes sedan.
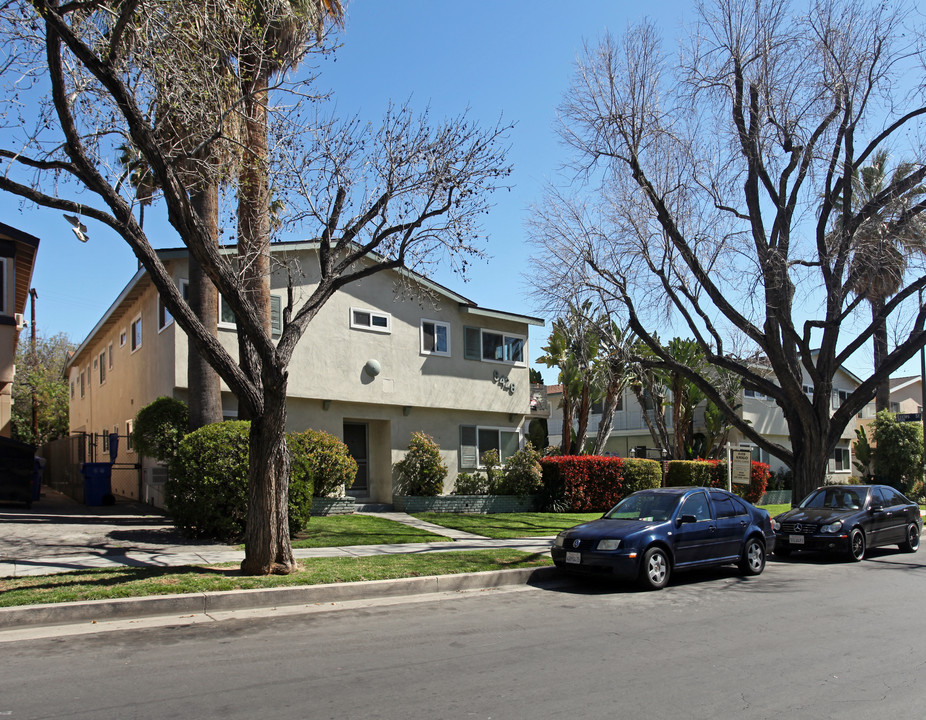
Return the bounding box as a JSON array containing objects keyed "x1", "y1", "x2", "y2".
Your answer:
[
  {"x1": 551, "y1": 487, "x2": 775, "y2": 590},
  {"x1": 773, "y1": 484, "x2": 922, "y2": 562}
]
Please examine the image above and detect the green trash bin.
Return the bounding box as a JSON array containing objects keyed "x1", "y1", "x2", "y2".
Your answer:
[{"x1": 81, "y1": 462, "x2": 113, "y2": 506}]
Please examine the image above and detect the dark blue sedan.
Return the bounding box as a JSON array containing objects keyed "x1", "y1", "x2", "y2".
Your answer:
[{"x1": 551, "y1": 487, "x2": 775, "y2": 590}]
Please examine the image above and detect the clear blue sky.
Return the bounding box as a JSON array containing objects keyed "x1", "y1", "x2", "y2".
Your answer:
[{"x1": 3, "y1": 0, "x2": 917, "y2": 383}]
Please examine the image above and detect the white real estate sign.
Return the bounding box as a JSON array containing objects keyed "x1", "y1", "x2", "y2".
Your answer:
[{"x1": 731, "y1": 450, "x2": 752, "y2": 485}]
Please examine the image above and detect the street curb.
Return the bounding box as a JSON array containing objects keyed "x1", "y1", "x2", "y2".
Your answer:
[{"x1": 0, "y1": 565, "x2": 560, "y2": 630}]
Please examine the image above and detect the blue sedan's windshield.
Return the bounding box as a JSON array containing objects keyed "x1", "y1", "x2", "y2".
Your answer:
[
  {"x1": 800, "y1": 488, "x2": 866, "y2": 510},
  {"x1": 605, "y1": 494, "x2": 679, "y2": 522}
]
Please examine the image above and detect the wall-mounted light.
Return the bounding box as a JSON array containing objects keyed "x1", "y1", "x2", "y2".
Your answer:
[
  {"x1": 364, "y1": 359, "x2": 382, "y2": 378},
  {"x1": 322, "y1": 400, "x2": 332, "y2": 411}
]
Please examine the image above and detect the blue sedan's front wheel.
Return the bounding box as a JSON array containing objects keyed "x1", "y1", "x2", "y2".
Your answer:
[
  {"x1": 639, "y1": 547, "x2": 670, "y2": 590},
  {"x1": 739, "y1": 538, "x2": 765, "y2": 576}
]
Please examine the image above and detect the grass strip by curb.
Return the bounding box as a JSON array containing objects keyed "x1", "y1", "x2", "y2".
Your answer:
[{"x1": 0, "y1": 550, "x2": 553, "y2": 608}]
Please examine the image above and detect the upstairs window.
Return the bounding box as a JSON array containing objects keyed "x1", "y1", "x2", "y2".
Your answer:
[
  {"x1": 130, "y1": 315, "x2": 142, "y2": 353},
  {"x1": 98, "y1": 351, "x2": 106, "y2": 385},
  {"x1": 351, "y1": 307, "x2": 391, "y2": 333},
  {"x1": 158, "y1": 296, "x2": 173, "y2": 332},
  {"x1": 463, "y1": 326, "x2": 525, "y2": 365},
  {"x1": 421, "y1": 319, "x2": 450, "y2": 356},
  {"x1": 830, "y1": 446, "x2": 851, "y2": 472},
  {"x1": 119, "y1": 328, "x2": 127, "y2": 347},
  {"x1": 220, "y1": 294, "x2": 283, "y2": 338}
]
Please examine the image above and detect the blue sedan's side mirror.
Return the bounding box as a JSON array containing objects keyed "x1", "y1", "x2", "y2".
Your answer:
[{"x1": 677, "y1": 514, "x2": 697, "y2": 526}]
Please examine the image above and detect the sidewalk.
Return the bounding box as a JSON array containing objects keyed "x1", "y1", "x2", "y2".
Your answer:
[
  {"x1": 0, "y1": 489, "x2": 553, "y2": 578},
  {"x1": 0, "y1": 489, "x2": 558, "y2": 630}
]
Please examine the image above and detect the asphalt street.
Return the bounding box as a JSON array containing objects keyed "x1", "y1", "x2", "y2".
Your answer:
[{"x1": 2, "y1": 546, "x2": 924, "y2": 720}]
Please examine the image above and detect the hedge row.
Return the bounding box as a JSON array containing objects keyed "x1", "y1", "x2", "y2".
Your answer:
[
  {"x1": 539, "y1": 456, "x2": 663, "y2": 512},
  {"x1": 664, "y1": 459, "x2": 770, "y2": 504}
]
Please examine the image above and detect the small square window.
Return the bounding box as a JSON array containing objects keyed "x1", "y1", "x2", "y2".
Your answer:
[
  {"x1": 119, "y1": 328, "x2": 127, "y2": 347},
  {"x1": 421, "y1": 319, "x2": 450, "y2": 356}
]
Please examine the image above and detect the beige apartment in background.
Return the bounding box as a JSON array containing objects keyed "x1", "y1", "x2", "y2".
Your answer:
[
  {"x1": 66, "y1": 242, "x2": 545, "y2": 506},
  {"x1": 0, "y1": 222, "x2": 40, "y2": 439}
]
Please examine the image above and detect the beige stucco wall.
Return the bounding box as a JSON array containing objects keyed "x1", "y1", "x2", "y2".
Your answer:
[
  {"x1": 70, "y1": 249, "x2": 538, "y2": 504},
  {"x1": 891, "y1": 381, "x2": 922, "y2": 414}
]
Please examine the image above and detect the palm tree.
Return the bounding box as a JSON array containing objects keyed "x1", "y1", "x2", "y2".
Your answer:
[{"x1": 841, "y1": 151, "x2": 926, "y2": 412}]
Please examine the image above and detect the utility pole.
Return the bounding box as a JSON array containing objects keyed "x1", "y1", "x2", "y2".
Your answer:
[{"x1": 29, "y1": 288, "x2": 38, "y2": 443}]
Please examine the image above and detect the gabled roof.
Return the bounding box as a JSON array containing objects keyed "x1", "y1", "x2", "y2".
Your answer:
[
  {"x1": 889, "y1": 375, "x2": 921, "y2": 394},
  {"x1": 66, "y1": 241, "x2": 544, "y2": 371}
]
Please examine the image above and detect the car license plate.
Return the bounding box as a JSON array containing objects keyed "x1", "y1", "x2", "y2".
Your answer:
[
  {"x1": 566, "y1": 551, "x2": 581, "y2": 564},
  {"x1": 789, "y1": 535, "x2": 804, "y2": 545}
]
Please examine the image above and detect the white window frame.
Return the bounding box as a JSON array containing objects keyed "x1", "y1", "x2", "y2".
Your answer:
[
  {"x1": 125, "y1": 419, "x2": 134, "y2": 452},
  {"x1": 98, "y1": 351, "x2": 106, "y2": 385},
  {"x1": 80, "y1": 371, "x2": 85, "y2": 398},
  {"x1": 219, "y1": 293, "x2": 283, "y2": 338},
  {"x1": 465, "y1": 327, "x2": 526, "y2": 366},
  {"x1": 158, "y1": 295, "x2": 173, "y2": 332},
  {"x1": 350, "y1": 307, "x2": 391, "y2": 334},
  {"x1": 180, "y1": 279, "x2": 189, "y2": 302},
  {"x1": 119, "y1": 328, "x2": 127, "y2": 347},
  {"x1": 420, "y1": 319, "x2": 451, "y2": 357},
  {"x1": 130, "y1": 314, "x2": 142, "y2": 353},
  {"x1": 830, "y1": 446, "x2": 851, "y2": 473},
  {"x1": 459, "y1": 424, "x2": 522, "y2": 469},
  {"x1": 108, "y1": 341, "x2": 113, "y2": 370},
  {"x1": 832, "y1": 388, "x2": 850, "y2": 409}
]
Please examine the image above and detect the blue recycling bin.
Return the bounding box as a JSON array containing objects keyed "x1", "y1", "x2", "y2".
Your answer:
[{"x1": 81, "y1": 462, "x2": 113, "y2": 506}]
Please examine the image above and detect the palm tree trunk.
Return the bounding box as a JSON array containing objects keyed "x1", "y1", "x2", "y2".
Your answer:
[
  {"x1": 188, "y1": 181, "x2": 223, "y2": 429},
  {"x1": 872, "y1": 298, "x2": 891, "y2": 413}
]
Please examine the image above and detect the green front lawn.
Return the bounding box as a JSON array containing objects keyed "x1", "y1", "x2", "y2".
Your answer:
[
  {"x1": 291, "y1": 514, "x2": 452, "y2": 548},
  {"x1": 412, "y1": 512, "x2": 602, "y2": 539},
  {"x1": 0, "y1": 550, "x2": 552, "y2": 608}
]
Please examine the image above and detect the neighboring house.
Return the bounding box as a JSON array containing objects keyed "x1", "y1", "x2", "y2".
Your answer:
[
  {"x1": 547, "y1": 362, "x2": 872, "y2": 481},
  {"x1": 0, "y1": 222, "x2": 40, "y2": 438},
  {"x1": 65, "y1": 242, "x2": 544, "y2": 506},
  {"x1": 887, "y1": 375, "x2": 923, "y2": 418}
]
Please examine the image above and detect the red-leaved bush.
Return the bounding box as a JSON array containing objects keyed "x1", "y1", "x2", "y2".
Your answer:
[
  {"x1": 539, "y1": 456, "x2": 662, "y2": 512},
  {"x1": 664, "y1": 459, "x2": 770, "y2": 504}
]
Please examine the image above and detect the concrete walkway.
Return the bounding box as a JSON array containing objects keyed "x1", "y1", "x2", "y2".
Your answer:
[{"x1": 0, "y1": 489, "x2": 554, "y2": 578}]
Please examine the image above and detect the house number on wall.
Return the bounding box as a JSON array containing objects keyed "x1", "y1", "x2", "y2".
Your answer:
[{"x1": 492, "y1": 370, "x2": 516, "y2": 395}]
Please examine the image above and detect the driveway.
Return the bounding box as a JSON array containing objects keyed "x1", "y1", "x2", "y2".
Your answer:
[{"x1": 0, "y1": 487, "x2": 232, "y2": 561}]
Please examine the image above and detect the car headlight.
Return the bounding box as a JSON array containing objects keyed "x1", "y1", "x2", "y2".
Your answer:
[
  {"x1": 554, "y1": 533, "x2": 566, "y2": 548},
  {"x1": 821, "y1": 521, "x2": 843, "y2": 534},
  {"x1": 772, "y1": 519, "x2": 781, "y2": 531},
  {"x1": 597, "y1": 539, "x2": 621, "y2": 551}
]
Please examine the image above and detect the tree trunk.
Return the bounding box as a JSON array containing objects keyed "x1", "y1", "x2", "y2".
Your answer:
[
  {"x1": 575, "y1": 386, "x2": 591, "y2": 454},
  {"x1": 560, "y1": 388, "x2": 574, "y2": 455},
  {"x1": 872, "y1": 298, "x2": 891, "y2": 413},
  {"x1": 187, "y1": 181, "x2": 223, "y2": 430},
  {"x1": 592, "y1": 378, "x2": 621, "y2": 455},
  {"x1": 237, "y1": 69, "x2": 273, "y2": 421},
  {"x1": 241, "y1": 367, "x2": 295, "y2": 575}
]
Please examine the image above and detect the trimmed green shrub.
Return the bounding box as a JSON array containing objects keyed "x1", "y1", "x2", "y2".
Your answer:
[
  {"x1": 166, "y1": 421, "x2": 313, "y2": 542},
  {"x1": 664, "y1": 458, "x2": 770, "y2": 504},
  {"x1": 452, "y1": 471, "x2": 490, "y2": 495},
  {"x1": 494, "y1": 442, "x2": 543, "y2": 496},
  {"x1": 288, "y1": 428, "x2": 357, "y2": 497},
  {"x1": 133, "y1": 396, "x2": 188, "y2": 463},
  {"x1": 394, "y1": 432, "x2": 447, "y2": 496},
  {"x1": 871, "y1": 410, "x2": 924, "y2": 494},
  {"x1": 539, "y1": 456, "x2": 662, "y2": 512}
]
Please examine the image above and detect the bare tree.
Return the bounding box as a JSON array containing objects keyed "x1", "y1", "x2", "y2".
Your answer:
[
  {"x1": 0, "y1": 1, "x2": 510, "y2": 574},
  {"x1": 540, "y1": 0, "x2": 926, "y2": 500}
]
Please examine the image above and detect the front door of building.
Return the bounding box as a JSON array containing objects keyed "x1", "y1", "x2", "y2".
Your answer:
[{"x1": 343, "y1": 422, "x2": 369, "y2": 498}]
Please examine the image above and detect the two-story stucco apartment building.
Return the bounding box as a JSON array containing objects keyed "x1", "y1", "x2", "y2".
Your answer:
[
  {"x1": 0, "y1": 222, "x2": 40, "y2": 438},
  {"x1": 547, "y1": 362, "x2": 870, "y2": 480},
  {"x1": 66, "y1": 242, "x2": 544, "y2": 506}
]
